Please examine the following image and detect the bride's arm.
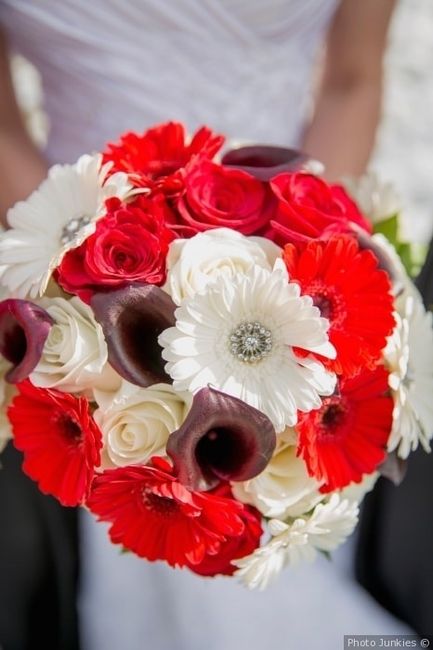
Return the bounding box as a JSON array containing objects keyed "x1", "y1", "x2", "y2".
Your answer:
[
  {"x1": 0, "y1": 29, "x2": 47, "y2": 227},
  {"x1": 302, "y1": 0, "x2": 395, "y2": 181}
]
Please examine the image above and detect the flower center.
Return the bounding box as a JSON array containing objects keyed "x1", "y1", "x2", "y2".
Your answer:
[
  {"x1": 320, "y1": 400, "x2": 348, "y2": 433},
  {"x1": 229, "y1": 321, "x2": 273, "y2": 363},
  {"x1": 306, "y1": 281, "x2": 346, "y2": 328},
  {"x1": 60, "y1": 215, "x2": 92, "y2": 245},
  {"x1": 142, "y1": 488, "x2": 179, "y2": 517},
  {"x1": 56, "y1": 415, "x2": 83, "y2": 443},
  {"x1": 312, "y1": 294, "x2": 334, "y2": 320}
]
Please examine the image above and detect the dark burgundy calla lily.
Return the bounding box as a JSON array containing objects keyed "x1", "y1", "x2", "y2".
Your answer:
[
  {"x1": 167, "y1": 386, "x2": 276, "y2": 491},
  {"x1": 91, "y1": 284, "x2": 176, "y2": 387},
  {"x1": 0, "y1": 299, "x2": 54, "y2": 383},
  {"x1": 221, "y1": 145, "x2": 314, "y2": 181},
  {"x1": 379, "y1": 452, "x2": 407, "y2": 485}
]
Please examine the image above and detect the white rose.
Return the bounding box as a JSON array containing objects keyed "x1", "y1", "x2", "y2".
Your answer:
[
  {"x1": 94, "y1": 382, "x2": 191, "y2": 468},
  {"x1": 339, "y1": 472, "x2": 379, "y2": 504},
  {"x1": 30, "y1": 296, "x2": 120, "y2": 394},
  {"x1": 232, "y1": 429, "x2": 322, "y2": 519},
  {"x1": 0, "y1": 357, "x2": 16, "y2": 453},
  {"x1": 163, "y1": 227, "x2": 282, "y2": 305}
]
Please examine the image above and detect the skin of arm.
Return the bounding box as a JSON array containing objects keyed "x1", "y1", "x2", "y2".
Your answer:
[
  {"x1": 302, "y1": 0, "x2": 396, "y2": 181},
  {"x1": 0, "y1": 29, "x2": 47, "y2": 227}
]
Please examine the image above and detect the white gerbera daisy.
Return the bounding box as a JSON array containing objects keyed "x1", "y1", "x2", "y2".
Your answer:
[
  {"x1": 342, "y1": 172, "x2": 401, "y2": 224},
  {"x1": 386, "y1": 293, "x2": 433, "y2": 458},
  {"x1": 0, "y1": 154, "x2": 132, "y2": 298},
  {"x1": 234, "y1": 494, "x2": 359, "y2": 590},
  {"x1": 159, "y1": 260, "x2": 336, "y2": 432}
]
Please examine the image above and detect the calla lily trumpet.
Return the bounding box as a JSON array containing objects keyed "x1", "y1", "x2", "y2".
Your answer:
[
  {"x1": 90, "y1": 284, "x2": 176, "y2": 387},
  {"x1": 221, "y1": 145, "x2": 311, "y2": 181},
  {"x1": 0, "y1": 299, "x2": 54, "y2": 383},
  {"x1": 166, "y1": 386, "x2": 276, "y2": 491}
]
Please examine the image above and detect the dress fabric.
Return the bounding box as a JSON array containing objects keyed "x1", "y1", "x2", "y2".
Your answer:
[
  {"x1": 0, "y1": 2, "x2": 413, "y2": 649},
  {"x1": 1, "y1": 0, "x2": 339, "y2": 163}
]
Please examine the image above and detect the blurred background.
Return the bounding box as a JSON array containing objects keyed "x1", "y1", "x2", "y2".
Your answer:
[{"x1": 372, "y1": 0, "x2": 433, "y2": 244}]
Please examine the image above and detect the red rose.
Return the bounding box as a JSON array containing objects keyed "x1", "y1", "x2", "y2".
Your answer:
[
  {"x1": 175, "y1": 160, "x2": 275, "y2": 235},
  {"x1": 57, "y1": 196, "x2": 174, "y2": 303},
  {"x1": 186, "y1": 485, "x2": 263, "y2": 577},
  {"x1": 102, "y1": 121, "x2": 224, "y2": 196},
  {"x1": 268, "y1": 172, "x2": 372, "y2": 245}
]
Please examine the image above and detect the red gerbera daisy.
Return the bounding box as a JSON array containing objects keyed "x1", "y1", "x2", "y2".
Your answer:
[
  {"x1": 102, "y1": 121, "x2": 224, "y2": 196},
  {"x1": 8, "y1": 381, "x2": 102, "y2": 506},
  {"x1": 283, "y1": 235, "x2": 396, "y2": 378},
  {"x1": 87, "y1": 457, "x2": 254, "y2": 569},
  {"x1": 296, "y1": 366, "x2": 393, "y2": 492},
  {"x1": 186, "y1": 485, "x2": 262, "y2": 577}
]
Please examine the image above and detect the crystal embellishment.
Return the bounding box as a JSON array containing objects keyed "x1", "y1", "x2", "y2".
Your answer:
[
  {"x1": 60, "y1": 215, "x2": 92, "y2": 245},
  {"x1": 229, "y1": 321, "x2": 273, "y2": 363}
]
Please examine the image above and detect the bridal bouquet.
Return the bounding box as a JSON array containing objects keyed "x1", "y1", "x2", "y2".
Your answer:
[{"x1": 0, "y1": 121, "x2": 432, "y2": 589}]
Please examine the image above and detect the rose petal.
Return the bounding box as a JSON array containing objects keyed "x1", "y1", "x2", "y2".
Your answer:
[
  {"x1": 221, "y1": 145, "x2": 311, "y2": 181},
  {"x1": 0, "y1": 299, "x2": 54, "y2": 383},
  {"x1": 91, "y1": 284, "x2": 176, "y2": 387},
  {"x1": 167, "y1": 386, "x2": 276, "y2": 491}
]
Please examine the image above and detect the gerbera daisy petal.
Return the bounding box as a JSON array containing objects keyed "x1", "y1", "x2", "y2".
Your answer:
[
  {"x1": 284, "y1": 235, "x2": 395, "y2": 377},
  {"x1": 0, "y1": 154, "x2": 132, "y2": 298},
  {"x1": 87, "y1": 460, "x2": 253, "y2": 570},
  {"x1": 297, "y1": 366, "x2": 393, "y2": 492},
  {"x1": 102, "y1": 122, "x2": 223, "y2": 195},
  {"x1": 8, "y1": 381, "x2": 102, "y2": 506},
  {"x1": 385, "y1": 293, "x2": 433, "y2": 458},
  {"x1": 159, "y1": 261, "x2": 336, "y2": 432}
]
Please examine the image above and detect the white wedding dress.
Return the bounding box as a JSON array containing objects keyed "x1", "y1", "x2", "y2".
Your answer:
[{"x1": 0, "y1": 2, "x2": 411, "y2": 648}]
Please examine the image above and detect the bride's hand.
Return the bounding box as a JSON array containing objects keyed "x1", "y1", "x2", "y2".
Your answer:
[{"x1": 0, "y1": 29, "x2": 48, "y2": 227}]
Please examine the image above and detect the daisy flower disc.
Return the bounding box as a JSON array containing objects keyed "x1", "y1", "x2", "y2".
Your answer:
[
  {"x1": 0, "y1": 154, "x2": 132, "y2": 298},
  {"x1": 159, "y1": 261, "x2": 336, "y2": 432}
]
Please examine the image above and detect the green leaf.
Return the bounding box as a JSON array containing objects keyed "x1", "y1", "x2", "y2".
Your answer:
[
  {"x1": 373, "y1": 213, "x2": 428, "y2": 278},
  {"x1": 373, "y1": 214, "x2": 399, "y2": 244}
]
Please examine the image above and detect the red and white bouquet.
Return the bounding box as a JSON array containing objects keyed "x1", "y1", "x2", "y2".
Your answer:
[{"x1": 0, "y1": 122, "x2": 432, "y2": 589}]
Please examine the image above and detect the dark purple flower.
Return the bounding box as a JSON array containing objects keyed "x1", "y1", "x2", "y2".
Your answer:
[
  {"x1": 221, "y1": 145, "x2": 314, "y2": 182},
  {"x1": 167, "y1": 386, "x2": 276, "y2": 491},
  {"x1": 0, "y1": 299, "x2": 54, "y2": 383},
  {"x1": 91, "y1": 284, "x2": 176, "y2": 387}
]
